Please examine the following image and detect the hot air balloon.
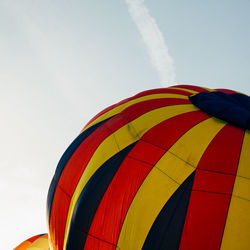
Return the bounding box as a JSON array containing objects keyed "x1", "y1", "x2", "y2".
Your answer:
[
  {"x1": 14, "y1": 234, "x2": 49, "y2": 250},
  {"x1": 16, "y1": 85, "x2": 250, "y2": 250}
]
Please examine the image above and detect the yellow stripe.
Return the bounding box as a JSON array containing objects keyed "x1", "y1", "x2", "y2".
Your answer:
[
  {"x1": 117, "y1": 117, "x2": 226, "y2": 250},
  {"x1": 14, "y1": 242, "x2": 31, "y2": 250},
  {"x1": 63, "y1": 104, "x2": 198, "y2": 249},
  {"x1": 27, "y1": 236, "x2": 49, "y2": 250},
  {"x1": 168, "y1": 87, "x2": 198, "y2": 94},
  {"x1": 220, "y1": 131, "x2": 250, "y2": 250},
  {"x1": 233, "y1": 130, "x2": 250, "y2": 180},
  {"x1": 169, "y1": 86, "x2": 214, "y2": 94},
  {"x1": 82, "y1": 93, "x2": 188, "y2": 132},
  {"x1": 202, "y1": 87, "x2": 214, "y2": 92}
]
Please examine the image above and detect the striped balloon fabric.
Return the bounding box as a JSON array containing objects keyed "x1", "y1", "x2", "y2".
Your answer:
[
  {"x1": 46, "y1": 85, "x2": 249, "y2": 250},
  {"x1": 14, "y1": 234, "x2": 49, "y2": 249}
]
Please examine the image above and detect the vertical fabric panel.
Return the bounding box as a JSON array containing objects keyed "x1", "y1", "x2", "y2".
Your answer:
[
  {"x1": 117, "y1": 118, "x2": 225, "y2": 250},
  {"x1": 51, "y1": 100, "x2": 189, "y2": 250},
  {"x1": 26, "y1": 234, "x2": 49, "y2": 249},
  {"x1": 83, "y1": 111, "x2": 210, "y2": 249},
  {"x1": 142, "y1": 172, "x2": 195, "y2": 250},
  {"x1": 14, "y1": 234, "x2": 48, "y2": 250},
  {"x1": 83, "y1": 93, "x2": 189, "y2": 131},
  {"x1": 65, "y1": 143, "x2": 136, "y2": 250},
  {"x1": 220, "y1": 131, "x2": 250, "y2": 250},
  {"x1": 63, "y1": 104, "x2": 196, "y2": 250},
  {"x1": 172, "y1": 84, "x2": 211, "y2": 93},
  {"x1": 179, "y1": 125, "x2": 244, "y2": 250},
  {"x1": 47, "y1": 118, "x2": 111, "y2": 223},
  {"x1": 45, "y1": 85, "x2": 250, "y2": 250},
  {"x1": 84, "y1": 157, "x2": 154, "y2": 250}
]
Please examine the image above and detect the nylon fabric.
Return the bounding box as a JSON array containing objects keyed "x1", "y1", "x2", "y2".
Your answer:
[
  {"x1": 168, "y1": 87, "x2": 198, "y2": 94},
  {"x1": 65, "y1": 143, "x2": 136, "y2": 249},
  {"x1": 190, "y1": 91, "x2": 250, "y2": 130},
  {"x1": 47, "y1": 118, "x2": 111, "y2": 223},
  {"x1": 216, "y1": 88, "x2": 237, "y2": 94},
  {"x1": 14, "y1": 234, "x2": 49, "y2": 250},
  {"x1": 172, "y1": 85, "x2": 211, "y2": 93},
  {"x1": 117, "y1": 117, "x2": 225, "y2": 250},
  {"x1": 83, "y1": 88, "x2": 192, "y2": 130},
  {"x1": 51, "y1": 98, "x2": 191, "y2": 250},
  {"x1": 179, "y1": 125, "x2": 244, "y2": 250},
  {"x1": 27, "y1": 235, "x2": 49, "y2": 249},
  {"x1": 84, "y1": 157, "x2": 154, "y2": 250},
  {"x1": 63, "y1": 104, "x2": 197, "y2": 249},
  {"x1": 84, "y1": 110, "x2": 210, "y2": 249},
  {"x1": 142, "y1": 172, "x2": 195, "y2": 250},
  {"x1": 83, "y1": 93, "x2": 188, "y2": 131},
  {"x1": 43, "y1": 85, "x2": 250, "y2": 250},
  {"x1": 220, "y1": 131, "x2": 250, "y2": 250}
]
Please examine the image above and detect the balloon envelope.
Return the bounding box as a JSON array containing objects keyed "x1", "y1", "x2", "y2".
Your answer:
[
  {"x1": 14, "y1": 234, "x2": 49, "y2": 250},
  {"x1": 16, "y1": 85, "x2": 250, "y2": 250},
  {"x1": 47, "y1": 85, "x2": 250, "y2": 250}
]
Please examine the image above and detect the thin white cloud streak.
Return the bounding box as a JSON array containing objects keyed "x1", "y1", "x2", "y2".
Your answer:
[{"x1": 125, "y1": 0, "x2": 176, "y2": 86}]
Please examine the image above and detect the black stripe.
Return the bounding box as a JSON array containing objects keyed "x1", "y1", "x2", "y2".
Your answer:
[
  {"x1": 66, "y1": 142, "x2": 137, "y2": 250},
  {"x1": 46, "y1": 118, "x2": 112, "y2": 223},
  {"x1": 142, "y1": 171, "x2": 195, "y2": 250}
]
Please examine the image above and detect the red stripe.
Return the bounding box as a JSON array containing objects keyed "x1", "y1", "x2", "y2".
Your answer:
[
  {"x1": 84, "y1": 111, "x2": 210, "y2": 249},
  {"x1": 83, "y1": 88, "x2": 192, "y2": 129},
  {"x1": 172, "y1": 84, "x2": 210, "y2": 93},
  {"x1": 192, "y1": 169, "x2": 235, "y2": 195},
  {"x1": 84, "y1": 234, "x2": 117, "y2": 250},
  {"x1": 142, "y1": 111, "x2": 210, "y2": 149},
  {"x1": 197, "y1": 125, "x2": 243, "y2": 175},
  {"x1": 85, "y1": 157, "x2": 154, "y2": 250},
  {"x1": 215, "y1": 88, "x2": 237, "y2": 94},
  {"x1": 179, "y1": 125, "x2": 244, "y2": 250},
  {"x1": 49, "y1": 98, "x2": 189, "y2": 250},
  {"x1": 49, "y1": 191, "x2": 71, "y2": 249},
  {"x1": 27, "y1": 235, "x2": 42, "y2": 243}
]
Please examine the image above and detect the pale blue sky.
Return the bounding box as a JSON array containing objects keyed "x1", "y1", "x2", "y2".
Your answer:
[{"x1": 1, "y1": 1, "x2": 249, "y2": 248}]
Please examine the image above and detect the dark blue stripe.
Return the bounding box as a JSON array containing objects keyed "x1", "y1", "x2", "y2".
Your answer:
[
  {"x1": 190, "y1": 91, "x2": 250, "y2": 129},
  {"x1": 39, "y1": 233, "x2": 47, "y2": 237},
  {"x1": 46, "y1": 117, "x2": 112, "y2": 223},
  {"x1": 66, "y1": 142, "x2": 137, "y2": 250},
  {"x1": 142, "y1": 171, "x2": 195, "y2": 250}
]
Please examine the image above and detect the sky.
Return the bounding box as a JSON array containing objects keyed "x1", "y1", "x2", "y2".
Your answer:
[{"x1": 1, "y1": 0, "x2": 250, "y2": 249}]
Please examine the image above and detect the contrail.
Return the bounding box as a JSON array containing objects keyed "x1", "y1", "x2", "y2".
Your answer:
[{"x1": 125, "y1": 0, "x2": 176, "y2": 86}]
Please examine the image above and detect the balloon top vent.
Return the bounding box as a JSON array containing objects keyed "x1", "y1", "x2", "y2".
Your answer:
[{"x1": 190, "y1": 91, "x2": 250, "y2": 130}]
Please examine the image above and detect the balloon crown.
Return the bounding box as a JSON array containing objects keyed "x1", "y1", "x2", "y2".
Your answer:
[{"x1": 190, "y1": 91, "x2": 250, "y2": 129}]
